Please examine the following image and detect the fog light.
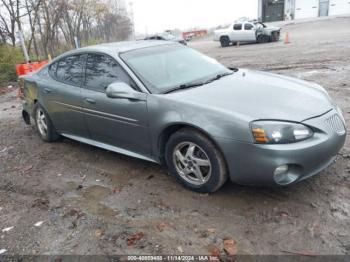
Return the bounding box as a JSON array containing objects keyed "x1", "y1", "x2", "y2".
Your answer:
[{"x1": 274, "y1": 165, "x2": 299, "y2": 185}]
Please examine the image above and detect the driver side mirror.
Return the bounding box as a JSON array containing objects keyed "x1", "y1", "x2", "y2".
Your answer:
[{"x1": 106, "y1": 82, "x2": 146, "y2": 101}]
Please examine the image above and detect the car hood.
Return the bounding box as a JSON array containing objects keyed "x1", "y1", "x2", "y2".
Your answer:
[
  {"x1": 264, "y1": 26, "x2": 281, "y2": 32},
  {"x1": 166, "y1": 69, "x2": 333, "y2": 122}
]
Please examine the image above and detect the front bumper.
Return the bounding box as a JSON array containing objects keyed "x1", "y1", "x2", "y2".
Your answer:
[{"x1": 216, "y1": 109, "x2": 347, "y2": 186}]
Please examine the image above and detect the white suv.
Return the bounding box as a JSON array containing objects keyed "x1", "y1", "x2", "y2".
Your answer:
[{"x1": 214, "y1": 21, "x2": 281, "y2": 47}]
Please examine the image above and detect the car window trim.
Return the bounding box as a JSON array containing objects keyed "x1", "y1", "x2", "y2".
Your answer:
[
  {"x1": 50, "y1": 53, "x2": 87, "y2": 88},
  {"x1": 82, "y1": 51, "x2": 141, "y2": 94},
  {"x1": 244, "y1": 23, "x2": 254, "y2": 30},
  {"x1": 233, "y1": 23, "x2": 242, "y2": 30}
]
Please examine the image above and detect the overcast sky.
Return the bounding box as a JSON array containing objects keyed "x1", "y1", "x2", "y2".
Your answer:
[{"x1": 130, "y1": 0, "x2": 258, "y2": 34}]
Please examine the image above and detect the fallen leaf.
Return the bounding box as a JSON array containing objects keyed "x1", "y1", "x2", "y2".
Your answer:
[
  {"x1": 68, "y1": 208, "x2": 84, "y2": 219},
  {"x1": 147, "y1": 175, "x2": 154, "y2": 180},
  {"x1": 177, "y1": 246, "x2": 183, "y2": 253},
  {"x1": 32, "y1": 199, "x2": 49, "y2": 210},
  {"x1": 2, "y1": 226, "x2": 14, "y2": 232},
  {"x1": 34, "y1": 221, "x2": 44, "y2": 227},
  {"x1": 156, "y1": 222, "x2": 166, "y2": 232},
  {"x1": 205, "y1": 244, "x2": 220, "y2": 257},
  {"x1": 223, "y1": 237, "x2": 237, "y2": 255},
  {"x1": 207, "y1": 228, "x2": 216, "y2": 234},
  {"x1": 22, "y1": 165, "x2": 33, "y2": 172},
  {"x1": 127, "y1": 232, "x2": 144, "y2": 246},
  {"x1": 112, "y1": 187, "x2": 120, "y2": 194},
  {"x1": 280, "y1": 212, "x2": 289, "y2": 218},
  {"x1": 0, "y1": 249, "x2": 7, "y2": 255},
  {"x1": 95, "y1": 229, "x2": 104, "y2": 239}
]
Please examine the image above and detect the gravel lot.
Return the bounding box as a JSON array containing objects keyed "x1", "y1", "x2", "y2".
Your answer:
[{"x1": 0, "y1": 17, "x2": 349, "y2": 256}]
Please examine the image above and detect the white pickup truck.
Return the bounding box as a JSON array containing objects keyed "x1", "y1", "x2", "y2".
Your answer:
[{"x1": 214, "y1": 21, "x2": 281, "y2": 47}]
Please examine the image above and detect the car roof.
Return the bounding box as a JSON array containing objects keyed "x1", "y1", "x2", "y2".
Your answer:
[{"x1": 54, "y1": 40, "x2": 174, "y2": 61}]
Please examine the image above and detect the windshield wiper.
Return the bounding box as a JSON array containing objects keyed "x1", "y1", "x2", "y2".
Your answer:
[
  {"x1": 204, "y1": 71, "x2": 234, "y2": 84},
  {"x1": 163, "y1": 71, "x2": 234, "y2": 94},
  {"x1": 163, "y1": 81, "x2": 206, "y2": 94}
]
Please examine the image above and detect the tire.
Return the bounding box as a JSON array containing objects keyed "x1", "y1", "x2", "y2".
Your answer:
[
  {"x1": 257, "y1": 34, "x2": 270, "y2": 43},
  {"x1": 220, "y1": 36, "x2": 230, "y2": 48},
  {"x1": 33, "y1": 103, "x2": 60, "y2": 142},
  {"x1": 165, "y1": 128, "x2": 228, "y2": 193}
]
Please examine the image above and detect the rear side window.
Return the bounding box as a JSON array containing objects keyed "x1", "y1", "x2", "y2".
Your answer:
[
  {"x1": 85, "y1": 53, "x2": 134, "y2": 92},
  {"x1": 244, "y1": 23, "x2": 254, "y2": 30},
  {"x1": 56, "y1": 55, "x2": 84, "y2": 86},
  {"x1": 233, "y1": 24, "x2": 242, "y2": 30}
]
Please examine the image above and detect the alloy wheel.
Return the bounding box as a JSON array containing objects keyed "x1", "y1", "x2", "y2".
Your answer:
[
  {"x1": 36, "y1": 108, "x2": 48, "y2": 137},
  {"x1": 172, "y1": 142, "x2": 212, "y2": 186}
]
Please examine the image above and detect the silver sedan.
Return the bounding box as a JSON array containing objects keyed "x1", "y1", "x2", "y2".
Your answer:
[{"x1": 20, "y1": 41, "x2": 346, "y2": 193}]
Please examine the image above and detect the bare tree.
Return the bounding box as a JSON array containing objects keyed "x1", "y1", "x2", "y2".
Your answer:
[{"x1": 1, "y1": 0, "x2": 132, "y2": 56}]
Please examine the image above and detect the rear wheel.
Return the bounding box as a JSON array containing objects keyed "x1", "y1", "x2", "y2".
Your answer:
[
  {"x1": 165, "y1": 128, "x2": 228, "y2": 193},
  {"x1": 34, "y1": 104, "x2": 60, "y2": 142},
  {"x1": 220, "y1": 36, "x2": 230, "y2": 47}
]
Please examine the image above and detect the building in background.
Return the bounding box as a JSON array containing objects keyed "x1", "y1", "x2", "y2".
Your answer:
[
  {"x1": 258, "y1": 0, "x2": 350, "y2": 22},
  {"x1": 182, "y1": 30, "x2": 208, "y2": 40}
]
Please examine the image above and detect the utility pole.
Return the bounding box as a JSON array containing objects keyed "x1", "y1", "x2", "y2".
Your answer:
[
  {"x1": 129, "y1": 1, "x2": 136, "y2": 40},
  {"x1": 16, "y1": 31, "x2": 30, "y2": 63}
]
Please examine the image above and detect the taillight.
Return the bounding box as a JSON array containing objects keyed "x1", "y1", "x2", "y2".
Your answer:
[{"x1": 18, "y1": 78, "x2": 24, "y2": 99}]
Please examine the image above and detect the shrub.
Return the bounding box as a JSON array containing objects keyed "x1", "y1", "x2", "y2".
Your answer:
[{"x1": 0, "y1": 44, "x2": 24, "y2": 84}]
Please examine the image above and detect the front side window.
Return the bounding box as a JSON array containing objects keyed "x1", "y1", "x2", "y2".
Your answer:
[
  {"x1": 120, "y1": 44, "x2": 231, "y2": 94},
  {"x1": 233, "y1": 23, "x2": 242, "y2": 30},
  {"x1": 85, "y1": 53, "x2": 134, "y2": 92},
  {"x1": 244, "y1": 23, "x2": 254, "y2": 30},
  {"x1": 56, "y1": 55, "x2": 84, "y2": 85}
]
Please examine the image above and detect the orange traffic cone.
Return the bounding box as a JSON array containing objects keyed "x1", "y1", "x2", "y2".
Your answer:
[{"x1": 284, "y1": 32, "x2": 290, "y2": 44}]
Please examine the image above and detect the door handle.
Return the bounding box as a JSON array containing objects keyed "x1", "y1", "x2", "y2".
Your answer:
[
  {"x1": 85, "y1": 98, "x2": 96, "y2": 104},
  {"x1": 43, "y1": 88, "x2": 52, "y2": 94}
]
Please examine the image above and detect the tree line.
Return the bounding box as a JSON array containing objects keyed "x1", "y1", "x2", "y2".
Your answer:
[{"x1": 0, "y1": 0, "x2": 133, "y2": 60}]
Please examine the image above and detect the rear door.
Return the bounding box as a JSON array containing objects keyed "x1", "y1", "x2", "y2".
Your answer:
[
  {"x1": 82, "y1": 53, "x2": 151, "y2": 156},
  {"x1": 40, "y1": 54, "x2": 88, "y2": 138},
  {"x1": 229, "y1": 23, "x2": 243, "y2": 41}
]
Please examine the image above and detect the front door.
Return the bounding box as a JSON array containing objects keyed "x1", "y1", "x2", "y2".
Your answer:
[
  {"x1": 242, "y1": 22, "x2": 257, "y2": 42},
  {"x1": 82, "y1": 53, "x2": 151, "y2": 156}
]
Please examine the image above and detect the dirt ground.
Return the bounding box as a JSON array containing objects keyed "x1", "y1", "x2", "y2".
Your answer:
[{"x1": 0, "y1": 17, "x2": 350, "y2": 256}]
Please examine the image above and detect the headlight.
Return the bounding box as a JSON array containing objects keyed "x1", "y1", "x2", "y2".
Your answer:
[{"x1": 251, "y1": 121, "x2": 313, "y2": 144}]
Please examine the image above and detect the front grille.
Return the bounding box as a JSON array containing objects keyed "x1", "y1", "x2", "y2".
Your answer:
[{"x1": 326, "y1": 114, "x2": 345, "y2": 135}]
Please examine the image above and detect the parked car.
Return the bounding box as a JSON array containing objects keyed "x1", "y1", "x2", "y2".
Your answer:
[
  {"x1": 20, "y1": 41, "x2": 346, "y2": 193},
  {"x1": 214, "y1": 21, "x2": 281, "y2": 47},
  {"x1": 145, "y1": 32, "x2": 187, "y2": 45}
]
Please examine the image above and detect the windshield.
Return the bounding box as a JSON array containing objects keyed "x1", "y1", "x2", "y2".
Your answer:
[
  {"x1": 120, "y1": 44, "x2": 231, "y2": 94},
  {"x1": 254, "y1": 22, "x2": 266, "y2": 28}
]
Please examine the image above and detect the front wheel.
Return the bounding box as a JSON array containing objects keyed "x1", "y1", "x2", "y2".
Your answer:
[
  {"x1": 34, "y1": 104, "x2": 60, "y2": 142},
  {"x1": 165, "y1": 128, "x2": 228, "y2": 193},
  {"x1": 257, "y1": 35, "x2": 270, "y2": 43}
]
